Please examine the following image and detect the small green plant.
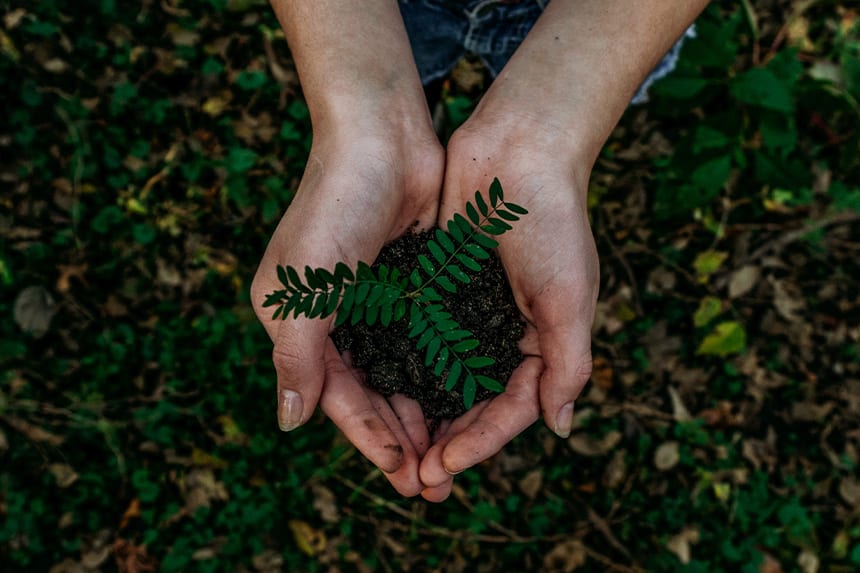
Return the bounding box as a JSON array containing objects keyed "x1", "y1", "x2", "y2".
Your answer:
[{"x1": 263, "y1": 178, "x2": 527, "y2": 408}]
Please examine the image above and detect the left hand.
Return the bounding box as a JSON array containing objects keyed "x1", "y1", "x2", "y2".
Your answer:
[{"x1": 417, "y1": 115, "x2": 600, "y2": 502}]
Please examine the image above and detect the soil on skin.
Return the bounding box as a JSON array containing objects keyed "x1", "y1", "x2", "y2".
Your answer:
[{"x1": 332, "y1": 229, "x2": 525, "y2": 420}]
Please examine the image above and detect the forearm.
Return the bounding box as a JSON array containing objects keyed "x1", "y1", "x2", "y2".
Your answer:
[
  {"x1": 269, "y1": 0, "x2": 431, "y2": 136},
  {"x1": 470, "y1": 0, "x2": 709, "y2": 168}
]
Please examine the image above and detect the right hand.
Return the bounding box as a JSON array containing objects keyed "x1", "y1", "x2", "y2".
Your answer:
[{"x1": 250, "y1": 127, "x2": 444, "y2": 496}]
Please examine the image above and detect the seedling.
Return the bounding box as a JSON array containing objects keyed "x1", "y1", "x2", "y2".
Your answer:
[{"x1": 263, "y1": 178, "x2": 527, "y2": 408}]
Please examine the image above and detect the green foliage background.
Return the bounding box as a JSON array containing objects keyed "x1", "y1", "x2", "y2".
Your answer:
[{"x1": 2, "y1": 1, "x2": 859, "y2": 571}]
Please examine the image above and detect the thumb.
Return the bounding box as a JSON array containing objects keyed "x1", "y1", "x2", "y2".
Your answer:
[
  {"x1": 273, "y1": 315, "x2": 329, "y2": 431},
  {"x1": 533, "y1": 292, "x2": 596, "y2": 439}
]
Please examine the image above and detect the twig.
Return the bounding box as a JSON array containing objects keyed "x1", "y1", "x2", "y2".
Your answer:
[
  {"x1": 598, "y1": 219, "x2": 643, "y2": 316},
  {"x1": 334, "y1": 474, "x2": 585, "y2": 545},
  {"x1": 740, "y1": 211, "x2": 860, "y2": 266},
  {"x1": 569, "y1": 492, "x2": 632, "y2": 560}
]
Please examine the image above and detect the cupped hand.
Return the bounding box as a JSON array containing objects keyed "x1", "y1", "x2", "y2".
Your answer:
[
  {"x1": 250, "y1": 130, "x2": 444, "y2": 496},
  {"x1": 418, "y1": 120, "x2": 600, "y2": 501}
]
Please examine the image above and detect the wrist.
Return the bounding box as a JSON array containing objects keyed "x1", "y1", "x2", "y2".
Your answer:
[{"x1": 452, "y1": 105, "x2": 594, "y2": 198}]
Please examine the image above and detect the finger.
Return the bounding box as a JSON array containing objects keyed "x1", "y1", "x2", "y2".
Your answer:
[
  {"x1": 421, "y1": 480, "x2": 453, "y2": 502},
  {"x1": 319, "y1": 341, "x2": 404, "y2": 474},
  {"x1": 438, "y1": 357, "x2": 543, "y2": 475},
  {"x1": 366, "y1": 393, "x2": 424, "y2": 497},
  {"x1": 272, "y1": 317, "x2": 330, "y2": 431},
  {"x1": 419, "y1": 400, "x2": 491, "y2": 488},
  {"x1": 388, "y1": 394, "x2": 431, "y2": 457},
  {"x1": 533, "y1": 297, "x2": 596, "y2": 439}
]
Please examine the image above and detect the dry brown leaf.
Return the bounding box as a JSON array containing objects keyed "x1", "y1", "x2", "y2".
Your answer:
[
  {"x1": 668, "y1": 386, "x2": 693, "y2": 422},
  {"x1": 591, "y1": 356, "x2": 614, "y2": 390},
  {"x1": 798, "y1": 550, "x2": 819, "y2": 573},
  {"x1": 251, "y1": 549, "x2": 284, "y2": 572},
  {"x1": 112, "y1": 538, "x2": 157, "y2": 573},
  {"x1": 542, "y1": 539, "x2": 587, "y2": 573},
  {"x1": 772, "y1": 279, "x2": 805, "y2": 322},
  {"x1": 568, "y1": 430, "x2": 622, "y2": 457},
  {"x1": 791, "y1": 401, "x2": 834, "y2": 422},
  {"x1": 654, "y1": 441, "x2": 680, "y2": 471},
  {"x1": 312, "y1": 485, "x2": 339, "y2": 523},
  {"x1": 48, "y1": 463, "x2": 79, "y2": 488},
  {"x1": 6, "y1": 416, "x2": 65, "y2": 445},
  {"x1": 839, "y1": 477, "x2": 860, "y2": 507},
  {"x1": 666, "y1": 527, "x2": 700, "y2": 564},
  {"x1": 602, "y1": 449, "x2": 627, "y2": 489},
  {"x1": 728, "y1": 265, "x2": 760, "y2": 299},
  {"x1": 4, "y1": 8, "x2": 27, "y2": 29},
  {"x1": 183, "y1": 468, "x2": 229, "y2": 513},
  {"x1": 119, "y1": 498, "x2": 141, "y2": 530},
  {"x1": 49, "y1": 559, "x2": 87, "y2": 573},
  {"x1": 759, "y1": 550, "x2": 784, "y2": 573},
  {"x1": 13, "y1": 285, "x2": 56, "y2": 338},
  {"x1": 81, "y1": 529, "x2": 113, "y2": 568},
  {"x1": 155, "y1": 258, "x2": 182, "y2": 287},
  {"x1": 56, "y1": 264, "x2": 88, "y2": 293},
  {"x1": 518, "y1": 469, "x2": 543, "y2": 500}
]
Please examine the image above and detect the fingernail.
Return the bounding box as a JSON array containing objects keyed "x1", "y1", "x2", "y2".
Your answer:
[
  {"x1": 277, "y1": 389, "x2": 303, "y2": 431},
  {"x1": 443, "y1": 463, "x2": 465, "y2": 476},
  {"x1": 554, "y1": 401, "x2": 575, "y2": 438}
]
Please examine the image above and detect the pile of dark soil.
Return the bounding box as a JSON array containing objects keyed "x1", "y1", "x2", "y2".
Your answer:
[{"x1": 332, "y1": 229, "x2": 524, "y2": 420}]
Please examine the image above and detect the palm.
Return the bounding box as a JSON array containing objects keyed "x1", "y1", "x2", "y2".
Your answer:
[
  {"x1": 418, "y1": 149, "x2": 599, "y2": 501},
  {"x1": 251, "y1": 139, "x2": 443, "y2": 496}
]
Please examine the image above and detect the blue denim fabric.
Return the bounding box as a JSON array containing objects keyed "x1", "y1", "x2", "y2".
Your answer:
[{"x1": 398, "y1": 0, "x2": 695, "y2": 104}]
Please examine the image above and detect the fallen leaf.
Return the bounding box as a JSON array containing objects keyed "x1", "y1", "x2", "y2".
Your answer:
[
  {"x1": 191, "y1": 448, "x2": 228, "y2": 469},
  {"x1": 694, "y1": 296, "x2": 723, "y2": 327},
  {"x1": 56, "y1": 264, "x2": 88, "y2": 293},
  {"x1": 518, "y1": 469, "x2": 543, "y2": 500},
  {"x1": 543, "y1": 539, "x2": 587, "y2": 573},
  {"x1": 668, "y1": 386, "x2": 693, "y2": 422},
  {"x1": 48, "y1": 463, "x2": 78, "y2": 488},
  {"x1": 697, "y1": 321, "x2": 747, "y2": 357},
  {"x1": 693, "y1": 250, "x2": 728, "y2": 282},
  {"x1": 182, "y1": 469, "x2": 229, "y2": 513},
  {"x1": 81, "y1": 529, "x2": 112, "y2": 568},
  {"x1": 3, "y1": 8, "x2": 26, "y2": 29},
  {"x1": 251, "y1": 549, "x2": 283, "y2": 572},
  {"x1": 772, "y1": 279, "x2": 805, "y2": 322},
  {"x1": 602, "y1": 449, "x2": 627, "y2": 489},
  {"x1": 288, "y1": 520, "x2": 326, "y2": 557},
  {"x1": 839, "y1": 477, "x2": 859, "y2": 507},
  {"x1": 568, "y1": 430, "x2": 622, "y2": 457},
  {"x1": 49, "y1": 559, "x2": 86, "y2": 573},
  {"x1": 312, "y1": 485, "x2": 339, "y2": 523},
  {"x1": 759, "y1": 550, "x2": 784, "y2": 573},
  {"x1": 728, "y1": 265, "x2": 760, "y2": 298},
  {"x1": 654, "y1": 441, "x2": 680, "y2": 471},
  {"x1": 13, "y1": 285, "x2": 57, "y2": 338},
  {"x1": 5, "y1": 416, "x2": 65, "y2": 445},
  {"x1": 119, "y1": 498, "x2": 140, "y2": 530},
  {"x1": 112, "y1": 538, "x2": 157, "y2": 573},
  {"x1": 202, "y1": 95, "x2": 230, "y2": 117},
  {"x1": 666, "y1": 527, "x2": 700, "y2": 564},
  {"x1": 797, "y1": 550, "x2": 819, "y2": 573}
]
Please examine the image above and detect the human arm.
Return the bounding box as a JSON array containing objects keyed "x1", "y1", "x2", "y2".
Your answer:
[
  {"x1": 251, "y1": 0, "x2": 444, "y2": 496},
  {"x1": 419, "y1": 0, "x2": 710, "y2": 500}
]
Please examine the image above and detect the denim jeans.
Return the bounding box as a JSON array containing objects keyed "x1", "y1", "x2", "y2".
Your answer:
[{"x1": 398, "y1": 0, "x2": 695, "y2": 104}]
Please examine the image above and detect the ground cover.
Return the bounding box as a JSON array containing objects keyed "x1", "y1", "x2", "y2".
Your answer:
[{"x1": 2, "y1": 1, "x2": 860, "y2": 571}]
